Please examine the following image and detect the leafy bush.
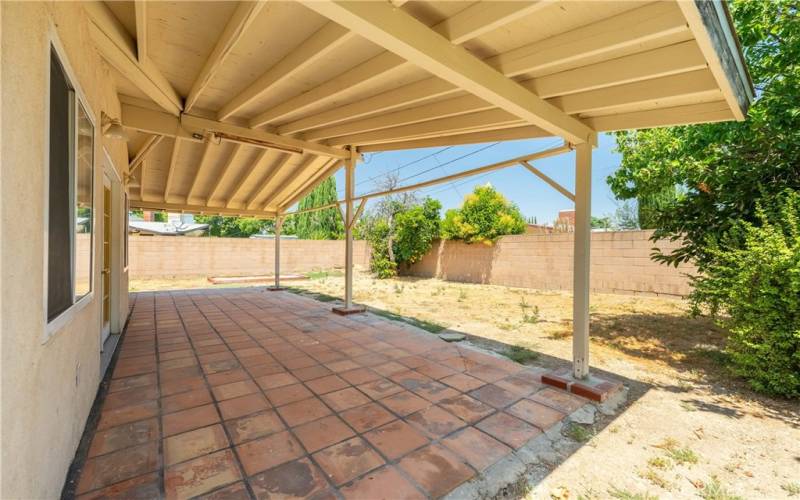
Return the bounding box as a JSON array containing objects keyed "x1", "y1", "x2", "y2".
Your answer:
[
  {"x1": 690, "y1": 191, "x2": 800, "y2": 397},
  {"x1": 441, "y1": 184, "x2": 526, "y2": 244},
  {"x1": 360, "y1": 198, "x2": 441, "y2": 278}
]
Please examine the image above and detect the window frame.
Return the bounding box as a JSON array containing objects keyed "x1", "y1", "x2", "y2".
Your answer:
[{"x1": 43, "y1": 27, "x2": 97, "y2": 341}]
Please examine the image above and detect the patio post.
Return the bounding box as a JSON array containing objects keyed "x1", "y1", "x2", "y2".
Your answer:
[
  {"x1": 344, "y1": 147, "x2": 356, "y2": 309},
  {"x1": 270, "y1": 214, "x2": 284, "y2": 291},
  {"x1": 572, "y1": 143, "x2": 592, "y2": 379}
]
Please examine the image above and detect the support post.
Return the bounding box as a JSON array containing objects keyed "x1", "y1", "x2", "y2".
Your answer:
[
  {"x1": 268, "y1": 215, "x2": 285, "y2": 291},
  {"x1": 333, "y1": 146, "x2": 366, "y2": 315},
  {"x1": 572, "y1": 143, "x2": 592, "y2": 379}
]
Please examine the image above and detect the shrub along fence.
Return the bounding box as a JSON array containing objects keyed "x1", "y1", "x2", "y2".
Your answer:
[{"x1": 129, "y1": 231, "x2": 692, "y2": 297}]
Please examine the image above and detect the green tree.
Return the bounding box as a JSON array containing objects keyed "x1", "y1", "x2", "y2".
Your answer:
[
  {"x1": 441, "y1": 184, "x2": 526, "y2": 244},
  {"x1": 607, "y1": 0, "x2": 800, "y2": 268},
  {"x1": 194, "y1": 215, "x2": 270, "y2": 238},
  {"x1": 591, "y1": 216, "x2": 611, "y2": 230},
  {"x1": 293, "y1": 177, "x2": 344, "y2": 240}
]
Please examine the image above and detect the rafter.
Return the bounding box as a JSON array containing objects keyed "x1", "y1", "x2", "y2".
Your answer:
[
  {"x1": 584, "y1": 101, "x2": 733, "y2": 132},
  {"x1": 278, "y1": 159, "x2": 343, "y2": 211},
  {"x1": 130, "y1": 199, "x2": 276, "y2": 219},
  {"x1": 225, "y1": 149, "x2": 270, "y2": 208},
  {"x1": 134, "y1": 1, "x2": 147, "y2": 62},
  {"x1": 185, "y1": 1, "x2": 266, "y2": 112},
  {"x1": 301, "y1": 1, "x2": 595, "y2": 144},
  {"x1": 255, "y1": 0, "x2": 542, "y2": 129},
  {"x1": 186, "y1": 142, "x2": 214, "y2": 205},
  {"x1": 206, "y1": 144, "x2": 244, "y2": 205},
  {"x1": 128, "y1": 134, "x2": 163, "y2": 177},
  {"x1": 261, "y1": 155, "x2": 319, "y2": 211},
  {"x1": 281, "y1": 1, "x2": 687, "y2": 135},
  {"x1": 120, "y1": 103, "x2": 348, "y2": 159},
  {"x1": 357, "y1": 125, "x2": 548, "y2": 152},
  {"x1": 435, "y1": 1, "x2": 549, "y2": 44},
  {"x1": 163, "y1": 138, "x2": 182, "y2": 202},
  {"x1": 266, "y1": 156, "x2": 333, "y2": 209},
  {"x1": 245, "y1": 153, "x2": 293, "y2": 210},
  {"x1": 85, "y1": 2, "x2": 182, "y2": 115}
]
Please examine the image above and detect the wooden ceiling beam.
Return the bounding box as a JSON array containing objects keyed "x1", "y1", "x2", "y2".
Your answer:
[
  {"x1": 278, "y1": 159, "x2": 343, "y2": 211},
  {"x1": 257, "y1": 0, "x2": 539, "y2": 129},
  {"x1": 120, "y1": 103, "x2": 349, "y2": 159},
  {"x1": 281, "y1": 1, "x2": 687, "y2": 135},
  {"x1": 219, "y1": 23, "x2": 355, "y2": 121},
  {"x1": 245, "y1": 153, "x2": 293, "y2": 210},
  {"x1": 130, "y1": 199, "x2": 276, "y2": 219},
  {"x1": 206, "y1": 144, "x2": 244, "y2": 205},
  {"x1": 265, "y1": 156, "x2": 333, "y2": 210},
  {"x1": 186, "y1": 142, "x2": 214, "y2": 205},
  {"x1": 225, "y1": 149, "x2": 270, "y2": 208},
  {"x1": 357, "y1": 126, "x2": 549, "y2": 153},
  {"x1": 584, "y1": 101, "x2": 733, "y2": 131},
  {"x1": 86, "y1": 2, "x2": 183, "y2": 115},
  {"x1": 128, "y1": 134, "x2": 163, "y2": 177},
  {"x1": 260, "y1": 155, "x2": 321, "y2": 211},
  {"x1": 134, "y1": 1, "x2": 147, "y2": 62},
  {"x1": 163, "y1": 138, "x2": 182, "y2": 202},
  {"x1": 185, "y1": 1, "x2": 266, "y2": 112},
  {"x1": 327, "y1": 109, "x2": 523, "y2": 146}
]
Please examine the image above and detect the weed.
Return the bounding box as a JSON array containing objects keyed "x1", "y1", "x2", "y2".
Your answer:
[
  {"x1": 639, "y1": 468, "x2": 673, "y2": 490},
  {"x1": 394, "y1": 283, "x2": 404, "y2": 295},
  {"x1": 700, "y1": 478, "x2": 743, "y2": 500},
  {"x1": 457, "y1": 289, "x2": 467, "y2": 302},
  {"x1": 498, "y1": 322, "x2": 516, "y2": 331},
  {"x1": 369, "y1": 309, "x2": 446, "y2": 334},
  {"x1": 647, "y1": 457, "x2": 673, "y2": 470},
  {"x1": 306, "y1": 269, "x2": 343, "y2": 280},
  {"x1": 607, "y1": 486, "x2": 658, "y2": 500},
  {"x1": 782, "y1": 482, "x2": 800, "y2": 497},
  {"x1": 519, "y1": 296, "x2": 531, "y2": 309},
  {"x1": 522, "y1": 305, "x2": 541, "y2": 324},
  {"x1": 565, "y1": 423, "x2": 594, "y2": 442},
  {"x1": 667, "y1": 446, "x2": 699, "y2": 465},
  {"x1": 505, "y1": 345, "x2": 539, "y2": 363},
  {"x1": 680, "y1": 401, "x2": 698, "y2": 412}
]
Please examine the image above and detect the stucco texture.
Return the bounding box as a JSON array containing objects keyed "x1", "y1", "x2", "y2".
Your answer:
[{"x1": 1, "y1": 3, "x2": 129, "y2": 498}]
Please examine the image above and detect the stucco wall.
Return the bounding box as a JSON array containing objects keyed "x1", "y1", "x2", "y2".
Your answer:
[
  {"x1": 1, "y1": 3, "x2": 129, "y2": 498},
  {"x1": 404, "y1": 231, "x2": 694, "y2": 297},
  {"x1": 129, "y1": 236, "x2": 370, "y2": 278}
]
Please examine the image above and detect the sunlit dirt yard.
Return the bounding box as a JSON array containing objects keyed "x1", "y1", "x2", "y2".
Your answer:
[{"x1": 131, "y1": 272, "x2": 800, "y2": 499}]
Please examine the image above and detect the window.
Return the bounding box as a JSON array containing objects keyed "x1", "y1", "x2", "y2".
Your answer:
[{"x1": 47, "y1": 48, "x2": 94, "y2": 323}]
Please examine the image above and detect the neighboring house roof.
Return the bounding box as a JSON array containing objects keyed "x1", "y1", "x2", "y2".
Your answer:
[{"x1": 129, "y1": 221, "x2": 209, "y2": 236}]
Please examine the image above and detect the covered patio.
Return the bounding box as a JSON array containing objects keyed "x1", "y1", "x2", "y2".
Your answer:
[{"x1": 69, "y1": 288, "x2": 594, "y2": 499}]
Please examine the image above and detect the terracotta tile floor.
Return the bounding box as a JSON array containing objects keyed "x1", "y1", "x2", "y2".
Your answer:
[{"x1": 72, "y1": 288, "x2": 589, "y2": 499}]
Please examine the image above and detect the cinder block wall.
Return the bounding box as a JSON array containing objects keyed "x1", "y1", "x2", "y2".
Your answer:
[
  {"x1": 129, "y1": 236, "x2": 370, "y2": 278},
  {"x1": 404, "y1": 230, "x2": 694, "y2": 297}
]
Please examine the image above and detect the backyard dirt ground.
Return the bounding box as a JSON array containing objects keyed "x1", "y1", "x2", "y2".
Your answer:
[{"x1": 130, "y1": 273, "x2": 800, "y2": 499}]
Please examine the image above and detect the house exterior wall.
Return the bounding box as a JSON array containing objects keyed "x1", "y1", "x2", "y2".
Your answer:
[
  {"x1": 1, "y1": 3, "x2": 129, "y2": 498},
  {"x1": 404, "y1": 231, "x2": 694, "y2": 297},
  {"x1": 129, "y1": 236, "x2": 371, "y2": 278}
]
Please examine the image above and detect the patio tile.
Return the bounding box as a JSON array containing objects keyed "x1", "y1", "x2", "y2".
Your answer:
[
  {"x1": 211, "y1": 379, "x2": 259, "y2": 401},
  {"x1": 164, "y1": 424, "x2": 229, "y2": 466},
  {"x1": 363, "y1": 420, "x2": 429, "y2": 460},
  {"x1": 440, "y1": 426, "x2": 511, "y2": 471},
  {"x1": 530, "y1": 387, "x2": 587, "y2": 413},
  {"x1": 162, "y1": 388, "x2": 213, "y2": 414},
  {"x1": 160, "y1": 376, "x2": 206, "y2": 397},
  {"x1": 76, "y1": 472, "x2": 160, "y2": 500},
  {"x1": 88, "y1": 418, "x2": 159, "y2": 457},
  {"x1": 372, "y1": 362, "x2": 407, "y2": 376},
  {"x1": 97, "y1": 400, "x2": 159, "y2": 430},
  {"x1": 218, "y1": 392, "x2": 270, "y2": 420},
  {"x1": 390, "y1": 370, "x2": 433, "y2": 391},
  {"x1": 507, "y1": 399, "x2": 565, "y2": 429},
  {"x1": 195, "y1": 481, "x2": 250, "y2": 500},
  {"x1": 405, "y1": 405, "x2": 466, "y2": 439},
  {"x1": 321, "y1": 387, "x2": 370, "y2": 412},
  {"x1": 249, "y1": 458, "x2": 330, "y2": 499},
  {"x1": 236, "y1": 430, "x2": 305, "y2": 476},
  {"x1": 312, "y1": 437, "x2": 384, "y2": 486},
  {"x1": 265, "y1": 383, "x2": 313, "y2": 406},
  {"x1": 277, "y1": 397, "x2": 332, "y2": 427},
  {"x1": 340, "y1": 466, "x2": 425, "y2": 500},
  {"x1": 476, "y1": 412, "x2": 542, "y2": 449},
  {"x1": 163, "y1": 404, "x2": 220, "y2": 437},
  {"x1": 103, "y1": 386, "x2": 158, "y2": 410},
  {"x1": 440, "y1": 372, "x2": 485, "y2": 392},
  {"x1": 437, "y1": 394, "x2": 495, "y2": 423},
  {"x1": 255, "y1": 371, "x2": 298, "y2": 390},
  {"x1": 416, "y1": 362, "x2": 458, "y2": 380},
  {"x1": 306, "y1": 374, "x2": 350, "y2": 395},
  {"x1": 357, "y1": 379, "x2": 403, "y2": 399},
  {"x1": 379, "y1": 391, "x2": 431, "y2": 417},
  {"x1": 293, "y1": 415, "x2": 356, "y2": 452},
  {"x1": 108, "y1": 373, "x2": 157, "y2": 394},
  {"x1": 164, "y1": 449, "x2": 241, "y2": 500},
  {"x1": 225, "y1": 409, "x2": 285, "y2": 444},
  {"x1": 468, "y1": 384, "x2": 521, "y2": 409},
  {"x1": 340, "y1": 403, "x2": 396, "y2": 433},
  {"x1": 410, "y1": 381, "x2": 460, "y2": 403},
  {"x1": 339, "y1": 367, "x2": 382, "y2": 385},
  {"x1": 292, "y1": 364, "x2": 333, "y2": 381},
  {"x1": 77, "y1": 442, "x2": 160, "y2": 494},
  {"x1": 398, "y1": 444, "x2": 474, "y2": 498},
  {"x1": 206, "y1": 369, "x2": 250, "y2": 387}
]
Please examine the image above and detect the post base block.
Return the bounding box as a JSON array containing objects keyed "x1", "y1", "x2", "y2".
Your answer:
[
  {"x1": 266, "y1": 286, "x2": 286, "y2": 291},
  {"x1": 332, "y1": 305, "x2": 367, "y2": 316},
  {"x1": 541, "y1": 368, "x2": 623, "y2": 402}
]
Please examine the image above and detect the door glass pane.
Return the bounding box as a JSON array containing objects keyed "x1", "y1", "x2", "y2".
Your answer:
[{"x1": 75, "y1": 102, "x2": 94, "y2": 300}]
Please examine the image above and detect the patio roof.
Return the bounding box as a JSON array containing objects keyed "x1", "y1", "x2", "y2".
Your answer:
[{"x1": 88, "y1": 0, "x2": 752, "y2": 218}]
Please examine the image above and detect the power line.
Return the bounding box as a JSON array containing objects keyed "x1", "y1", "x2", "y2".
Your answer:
[
  {"x1": 354, "y1": 146, "x2": 453, "y2": 188},
  {"x1": 395, "y1": 142, "x2": 500, "y2": 184}
]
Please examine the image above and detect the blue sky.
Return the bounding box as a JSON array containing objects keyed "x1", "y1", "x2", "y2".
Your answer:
[{"x1": 332, "y1": 133, "x2": 623, "y2": 225}]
